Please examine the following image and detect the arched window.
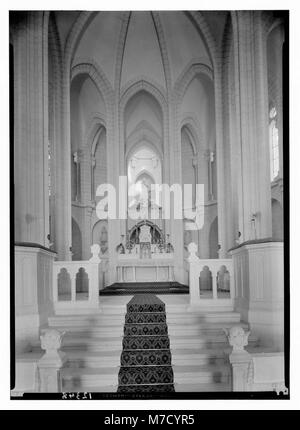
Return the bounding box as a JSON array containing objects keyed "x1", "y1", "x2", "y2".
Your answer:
[{"x1": 269, "y1": 107, "x2": 279, "y2": 182}]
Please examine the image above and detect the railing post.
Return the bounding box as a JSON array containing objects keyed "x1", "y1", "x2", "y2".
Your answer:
[
  {"x1": 212, "y1": 266, "x2": 218, "y2": 299},
  {"x1": 119, "y1": 266, "x2": 124, "y2": 282},
  {"x1": 37, "y1": 329, "x2": 66, "y2": 392},
  {"x1": 70, "y1": 269, "x2": 76, "y2": 302},
  {"x1": 187, "y1": 242, "x2": 201, "y2": 309},
  {"x1": 224, "y1": 326, "x2": 251, "y2": 391},
  {"x1": 89, "y1": 244, "x2": 101, "y2": 308}
]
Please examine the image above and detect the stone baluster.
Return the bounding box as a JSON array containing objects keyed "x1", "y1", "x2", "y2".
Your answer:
[
  {"x1": 38, "y1": 329, "x2": 67, "y2": 392},
  {"x1": 224, "y1": 326, "x2": 251, "y2": 391},
  {"x1": 187, "y1": 242, "x2": 201, "y2": 309}
]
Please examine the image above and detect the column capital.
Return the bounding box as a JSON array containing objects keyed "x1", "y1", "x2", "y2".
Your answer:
[
  {"x1": 203, "y1": 149, "x2": 214, "y2": 162},
  {"x1": 73, "y1": 149, "x2": 85, "y2": 163}
]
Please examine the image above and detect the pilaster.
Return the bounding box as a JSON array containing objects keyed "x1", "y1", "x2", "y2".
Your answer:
[
  {"x1": 13, "y1": 12, "x2": 49, "y2": 246},
  {"x1": 233, "y1": 11, "x2": 272, "y2": 241}
]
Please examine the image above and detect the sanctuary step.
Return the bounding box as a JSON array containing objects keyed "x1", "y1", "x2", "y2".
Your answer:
[
  {"x1": 99, "y1": 281, "x2": 189, "y2": 295},
  {"x1": 31, "y1": 295, "x2": 261, "y2": 393}
]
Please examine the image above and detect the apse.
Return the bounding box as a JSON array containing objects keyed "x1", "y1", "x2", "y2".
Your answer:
[
  {"x1": 127, "y1": 146, "x2": 162, "y2": 213},
  {"x1": 124, "y1": 89, "x2": 163, "y2": 218}
]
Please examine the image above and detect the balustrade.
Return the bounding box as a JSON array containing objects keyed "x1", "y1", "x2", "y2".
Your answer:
[
  {"x1": 187, "y1": 242, "x2": 235, "y2": 308},
  {"x1": 52, "y1": 244, "x2": 101, "y2": 310}
]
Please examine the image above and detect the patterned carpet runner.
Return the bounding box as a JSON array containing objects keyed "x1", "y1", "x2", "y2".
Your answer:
[{"x1": 117, "y1": 294, "x2": 175, "y2": 392}]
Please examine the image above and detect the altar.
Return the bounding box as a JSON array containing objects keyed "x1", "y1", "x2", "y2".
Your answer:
[
  {"x1": 117, "y1": 256, "x2": 174, "y2": 283},
  {"x1": 116, "y1": 221, "x2": 175, "y2": 283}
]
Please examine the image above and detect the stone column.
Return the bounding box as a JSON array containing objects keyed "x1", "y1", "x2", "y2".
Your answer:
[
  {"x1": 203, "y1": 150, "x2": 215, "y2": 202},
  {"x1": 106, "y1": 98, "x2": 119, "y2": 285},
  {"x1": 192, "y1": 156, "x2": 198, "y2": 205},
  {"x1": 196, "y1": 151, "x2": 209, "y2": 258},
  {"x1": 91, "y1": 155, "x2": 96, "y2": 204},
  {"x1": 55, "y1": 52, "x2": 73, "y2": 260},
  {"x1": 214, "y1": 57, "x2": 228, "y2": 258},
  {"x1": 170, "y1": 103, "x2": 184, "y2": 283},
  {"x1": 82, "y1": 206, "x2": 93, "y2": 260},
  {"x1": 80, "y1": 148, "x2": 91, "y2": 205},
  {"x1": 13, "y1": 12, "x2": 50, "y2": 246},
  {"x1": 78, "y1": 149, "x2": 93, "y2": 260},
  {"x1": 232, "y1": 11, "x2": 272, "y2": 240}
]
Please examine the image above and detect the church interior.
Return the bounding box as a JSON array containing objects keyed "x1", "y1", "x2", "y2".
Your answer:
[{"x1": 12, "y1": 10, "x2": 287, "y2": 395}]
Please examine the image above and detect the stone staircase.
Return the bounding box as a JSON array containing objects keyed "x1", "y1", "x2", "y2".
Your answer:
[
  {"x1": 99, "y1": 281, "x2": 189, "y2": 295},
  {"x1": 35, "y1": 295, "x2": 259, "y2": 393}
]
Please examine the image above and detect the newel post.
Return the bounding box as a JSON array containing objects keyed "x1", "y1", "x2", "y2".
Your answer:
[
  {"x1": 89, "y1": 244, "x2": 101, "y2": 307},
  {"x1": 187, "y1": 242, "x2": 201, "y2": 309},
  {"x1": 224, "y1": 326, "x2": 251, "y2": 391},
  {"x1": 37, "y1": 329, "x2": 67, "y2": 392}
]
